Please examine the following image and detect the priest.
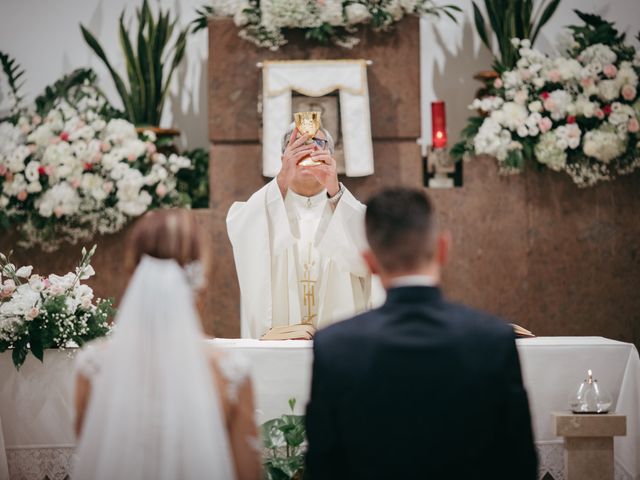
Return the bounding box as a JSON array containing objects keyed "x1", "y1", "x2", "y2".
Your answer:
[{"x1": 227, "y1": 124, "x2": 376, "y2": 338}]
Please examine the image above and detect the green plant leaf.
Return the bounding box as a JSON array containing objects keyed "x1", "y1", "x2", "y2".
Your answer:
[
  {"x1": 30, "y1": 334, "x2": 44, "y2": 362},
  {"x1": 119, "y1": 12, "x2": 145, "y2": 121},
  {"x1": 80, "y1": 24, "x2": 136, "y2": 121},
  {"x1": 531, "y1": 0, "x2": 561, "y2": 43},
  {"x1": 472, "y1": 2, "x2": 490, "y2": 51}
]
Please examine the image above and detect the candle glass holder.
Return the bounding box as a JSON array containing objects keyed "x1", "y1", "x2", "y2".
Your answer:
[{"x1": 569, "y1": 370, "x2": 613, "y2": 414}]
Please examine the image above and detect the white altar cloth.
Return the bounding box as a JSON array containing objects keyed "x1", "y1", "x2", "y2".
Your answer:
[{"x1": 0, "y1": 336, "x2": 638, "y2": 480}]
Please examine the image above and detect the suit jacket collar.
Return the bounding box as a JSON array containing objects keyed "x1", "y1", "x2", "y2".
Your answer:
[{"x1": 384, "y1": 285, "x2": 443, "y2": 305}]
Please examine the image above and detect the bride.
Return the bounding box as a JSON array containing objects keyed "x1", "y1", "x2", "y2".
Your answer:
[{"x1": 72, "y1": 209, "x2": 261, "y2": 479}]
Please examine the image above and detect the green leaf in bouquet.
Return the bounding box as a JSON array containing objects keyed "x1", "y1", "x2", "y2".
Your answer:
[
  {"x1": 29, "y1": 332, "x2": 44, "y2": 363},
  {"x1": 261, "y1": 418, "x2": 286, "y2": 449},
  {"x1": 12, "y1": 342, "x2": 28, "y2": 370}
]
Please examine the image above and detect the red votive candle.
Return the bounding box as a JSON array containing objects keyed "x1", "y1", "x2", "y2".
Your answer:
[{"x1": 431, "y1": 101, "x2": 447, "y2": 149}]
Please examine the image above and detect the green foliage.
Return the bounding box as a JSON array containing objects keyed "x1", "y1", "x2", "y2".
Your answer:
[
  {"x1": 34, "y1": 68, "x2": 120, "y2": 119},
  {"x1": 568, "y1": 10, "x2": 636, "y2": 62},
  {"x1": 472, "y1": 0, "x2": 561, "y2": 71},
  {"x1": 0, "y1": 50, "x2": 26, "y2": 123},
  {"x1": 451, "y1": 116, "x2": 483, "y2": 162},
  {"x1": 80, "y1": 0, "x2": 190, "y2": 126},
  {"x1": 262, "y1": 398, "x2": 306, "y2": 480},
  {"x1": 176, "y1": 148, "x2": 210, "y2": 209}
]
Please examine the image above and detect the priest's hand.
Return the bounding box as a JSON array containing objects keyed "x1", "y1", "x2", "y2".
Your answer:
[
  {"x1": 277, "y1": 128, "x2": 314, "y2": 196},
  {"x1": 304, "y1": 152, "x2": 340, "y2": 197}
]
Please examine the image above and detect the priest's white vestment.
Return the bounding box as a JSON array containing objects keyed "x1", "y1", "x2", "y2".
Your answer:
[{"x1": 226, "y1": 179, "x2": 373, "y2": 338}]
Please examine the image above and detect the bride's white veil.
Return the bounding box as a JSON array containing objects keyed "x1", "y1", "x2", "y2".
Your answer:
[{"x1": 72, "y1": 255, "x2": 235, "y2": 479}]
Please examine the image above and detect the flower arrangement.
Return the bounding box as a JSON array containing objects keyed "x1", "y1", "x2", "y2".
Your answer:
[
  {"x1": 194, "y1": 0, "x2": 460, "y2": 50},
  {"x1": 0, "y1": 246, "x2": 114, "y2": 369},
  {"x1": 0, "y1": 68, "x2": 194, "y2": 250},
  {"x1": 453, "y1": 12, "x2": 640, "y2": 187}
]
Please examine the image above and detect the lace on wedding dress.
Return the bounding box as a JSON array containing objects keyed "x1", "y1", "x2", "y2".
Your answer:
[{"x1": 217, "y1": 350, "x2": 251, "y2": 403}]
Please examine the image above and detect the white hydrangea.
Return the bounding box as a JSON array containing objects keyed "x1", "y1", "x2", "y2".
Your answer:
[
  {"x1": 36, "y1": 182, "x2": 81, "y2": 218},
  {"x1": 535, "y1": 131, "x2": 567, "y2": 171},
  {"x1": 345, "y1": 3, "x2": 371, "y2": 24},
  {"x1": 582, "y1": 128, "x2": 627, "y2": 163},
  {"x1": 580, "y1": 44, "x2": 617, "y2": 66}
]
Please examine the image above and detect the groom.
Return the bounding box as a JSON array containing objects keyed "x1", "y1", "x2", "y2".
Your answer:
[{"x1": 305, "y1": 188, "x2": 537, "y2": 480}]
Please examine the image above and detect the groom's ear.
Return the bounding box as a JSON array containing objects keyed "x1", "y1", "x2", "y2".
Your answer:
[{"x1": 362, "y1": 249, "x2": 380, "y2": 275}]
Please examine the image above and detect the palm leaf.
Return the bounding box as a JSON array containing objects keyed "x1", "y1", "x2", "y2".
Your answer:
[
  {"x1": 80, "y1": 24, "x2": 135, "y2": 121},
  {"x1": 472, "y1": 2, "x2": 490, "y2": 50},
  {"x1": 119, "y1": 12, "x2": 145, "y2": 121},
  {"x1": 531, "y1": 0, "x2": 561, "y2": 43}
]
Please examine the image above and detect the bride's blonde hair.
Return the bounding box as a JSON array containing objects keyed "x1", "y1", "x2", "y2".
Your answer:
[{"x1": 126, "y1": 209, "x2": 207, "y2": 273}]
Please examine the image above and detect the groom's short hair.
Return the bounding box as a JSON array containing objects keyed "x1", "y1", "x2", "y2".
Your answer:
[{"x1": 365, "y1": 188, "x2": 437, "y2": 273}]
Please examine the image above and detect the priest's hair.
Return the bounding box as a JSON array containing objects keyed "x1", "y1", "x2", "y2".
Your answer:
[
  {"x1": 365, "y1": 188, "x2": 438, "y2": 273},
  {"x1": 281, "y1": 122, "x2": 335, "y2": 154}
]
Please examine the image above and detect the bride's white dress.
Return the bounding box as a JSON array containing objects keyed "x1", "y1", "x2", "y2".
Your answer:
[{"x1": 72, "y1": 256, "x2": 248, "y2": 480}]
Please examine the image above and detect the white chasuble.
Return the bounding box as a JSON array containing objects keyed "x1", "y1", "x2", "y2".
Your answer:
[{"x1": 226, "y1": 179, "x2": 373, "y2": 339}]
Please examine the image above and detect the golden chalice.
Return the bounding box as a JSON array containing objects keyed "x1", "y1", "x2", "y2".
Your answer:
[{"x1": 294, "y1": 111, "x2": 323, "y2": 167}]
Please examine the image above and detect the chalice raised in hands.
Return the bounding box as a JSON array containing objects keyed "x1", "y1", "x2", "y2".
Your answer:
[{"x1": 294, "y1": 111, "x2": 323, "y2": 167}]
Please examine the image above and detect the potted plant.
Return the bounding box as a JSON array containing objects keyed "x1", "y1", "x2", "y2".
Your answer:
[{"x1": 80, "y1": 0, "x2": 189, "y2": 143}]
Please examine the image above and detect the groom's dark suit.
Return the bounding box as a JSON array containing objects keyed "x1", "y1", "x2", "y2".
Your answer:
[{"x1": 305, "y1": 286, "x2": 537, "y2": 480}]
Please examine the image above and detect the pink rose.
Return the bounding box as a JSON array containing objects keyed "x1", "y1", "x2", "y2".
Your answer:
[
  {"x1": 17, "y1": 190, "x2": 28, "y2": 201},
  {"x1": 127, "y1": 153, "x2": 137, "y2": 162},
  {"x1": 581, "y1": 77, "x2": 594, "y2": 89},
  {"x1": 101, "y1": 142, "x2": 111, "y2": 152},
  {"x1": 538, "y1": 117, "x2": 553, "y2": 133},
  {"x1": 71, "y1": 179, "x2": 81, "y2": 189},
  {"x1": 103, "y1": 181, "x2": 113, "y2": 193},
  {"x1": 49, "y1": 284, "x2": 63, "y2": 296},
  {"x1": 595, "y1": 108, "x2": 605, "y2": 120},
  {"x1": 93, "y1": 152, "x2": 102, "y2": 163},
  {"x1": 26, "y1": 307, "x2": 40, "y2": 320},
  {"x1": 603, "y1": 64, "x2": 617, "y2": 78},
  {"x1": 543, "y1": 98, "x2": 556, "y2": 112},
  {"x1": 53, "y1": 206, "x2": 64, "y2": 218},
  {"x1": 622, "y1": 84, "x2": 637, "y2": 101},
  {"x1": 1, "y1": 280, "x2": 16, "y2": 297},
  {"x1": 146, "y1": 142, "x2": 157, "y2": 154},
  {"x1": 494, "y1": 78, "x2": 503, "y2": 89},
  {"x1": 155, "y1": 183, "x2": 167, "y2": 198},
  {"x1": 0, "y1": 164, "x2": 7, "y2": 176},
  {"x1": 547, "y1": 70, "x2": 561, "y2": 83},
  {"x1": 628, "y1": 118, "x2": 640, "y2": 133}
]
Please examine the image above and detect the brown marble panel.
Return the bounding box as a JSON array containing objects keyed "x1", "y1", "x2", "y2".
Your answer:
[
  {"x1": 523, "y1": 167, "x2": 640, "y2": 345},
  {"x1": 208, "y1": 17, "x2": 421, "y2": 142},
  {"x1": 428, "y1": 156, "x2": 531, "y2": 328}
]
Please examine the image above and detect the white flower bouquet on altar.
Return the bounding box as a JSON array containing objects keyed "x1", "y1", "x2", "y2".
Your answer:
[
  {"x1": 0, "y1": 69, "x2": 193, "y2": 251},
  {"x1": 453, "y1": 12, "x2": 640, "y2": 187},
  {"x1": 195, "y1": 0, "x2": 460, "y2": 50},
  {"x1": 0, "y1": 245, "x2": 114, "y2": 370}
]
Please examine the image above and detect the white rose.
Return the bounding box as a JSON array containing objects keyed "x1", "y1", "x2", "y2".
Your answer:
[
  {"x1": 15, "y1": 266, "x2": 33, "y2": 278},
  {"x1": 528, "y1": 101, "x2": 543, "y2": 113},
  {"x1": 598, "y1": 79, "x2": 620, "y2": 102},
  {"x1": 24, "y1": 161, "x2": 40, "y2": 183}
]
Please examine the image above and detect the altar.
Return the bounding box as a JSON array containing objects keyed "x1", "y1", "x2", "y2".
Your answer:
[{"x1": 0, "y1": 336, "x2": 638, "y2": 480}]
